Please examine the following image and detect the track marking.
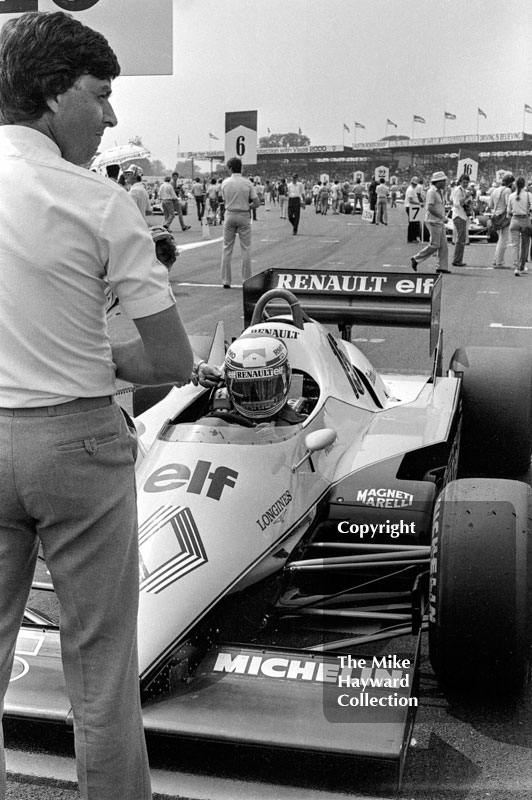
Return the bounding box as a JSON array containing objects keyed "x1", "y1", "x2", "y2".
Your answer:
[
  {"x1": 352, "y1": 338, "x2": 386, "y2": 343},
  {"x1": 178, "y1": 237, "x2": 223, "y2": 251},
  {"x1": 477, "y1": 291, "x2": 499, "y2": 294},
  {"x1": 491, "y1": 323, "x2": 532, "y2": 330}
]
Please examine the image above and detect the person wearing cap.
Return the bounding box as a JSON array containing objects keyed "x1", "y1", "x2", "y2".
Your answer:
[
  {"x1": 411, "y1": 171, "x2": 450, "y2": 273},
  {"x1": 404, "y1": 176, "x2": 422, "y2": 242},
  {"x1": 287, "y1": 172, "x2": 306, "y2": 234},
  {"x1": 150, "y1": 225, "x2": 178, "y2": 271}
]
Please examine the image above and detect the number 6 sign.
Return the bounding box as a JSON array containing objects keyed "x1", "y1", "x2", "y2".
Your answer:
[{"x1": 225, "y1": 110, "x2": 258, "y2": 166}]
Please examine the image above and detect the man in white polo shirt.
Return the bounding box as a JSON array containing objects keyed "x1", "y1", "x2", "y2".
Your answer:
[
  {"x1": 0, "y1": 11, "x2": 193, "y2": 800},
  {"x1": 220, "y1": 156, "x2": 260, "y2": 288}
]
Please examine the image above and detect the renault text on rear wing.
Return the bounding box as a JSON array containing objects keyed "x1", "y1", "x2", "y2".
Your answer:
[{"x1": 243, "y1": 269, "x2": 441, "y2": 353}]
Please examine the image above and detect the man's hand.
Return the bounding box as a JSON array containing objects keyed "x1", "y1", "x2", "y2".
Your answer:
[{"x1": 192, "y1": 362, "x2": 223, "y2": 388}]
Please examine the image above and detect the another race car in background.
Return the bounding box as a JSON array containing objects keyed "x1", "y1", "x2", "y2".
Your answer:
[
  {"x1": 445, "y1": 212, "x2": 498, "y2": 243},
  {"x1": 8, "y1": 268, "x2": 532, "y2": 790}
]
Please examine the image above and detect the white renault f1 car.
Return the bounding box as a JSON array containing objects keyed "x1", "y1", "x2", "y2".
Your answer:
[{"x1": 8, "y1": 268, "x2": 532, "y2": 788}]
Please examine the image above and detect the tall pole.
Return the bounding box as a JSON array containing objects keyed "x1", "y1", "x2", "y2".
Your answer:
[{"x1": 443, "y1": 113, "x2": 446, "y2": 137}]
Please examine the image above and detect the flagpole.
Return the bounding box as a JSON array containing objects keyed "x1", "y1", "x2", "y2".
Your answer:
[
  {"x1": 524, "y1": 104, "x2": 526, "y2": 132},
  {"x1": 443, "y1": 113, "x2": 446, "y2": 137}
]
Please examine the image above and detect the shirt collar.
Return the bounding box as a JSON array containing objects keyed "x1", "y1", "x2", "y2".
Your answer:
[{"x1": 0, "y1": 124, "x2": 62, "y2": 158}]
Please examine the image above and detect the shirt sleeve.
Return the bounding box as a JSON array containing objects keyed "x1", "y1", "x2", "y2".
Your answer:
[{"x1": 101, "y1": 189, "x2": 176, "y2": 319}]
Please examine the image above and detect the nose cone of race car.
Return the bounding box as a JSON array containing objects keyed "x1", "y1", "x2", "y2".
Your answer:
[{"x1": 134, "y1": 435, "x2": 327, "y2": 683}]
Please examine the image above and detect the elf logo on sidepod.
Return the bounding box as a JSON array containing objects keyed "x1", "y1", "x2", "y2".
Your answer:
[{"x1": 143, "y1": 460, "x2": 238, "y2": 501}]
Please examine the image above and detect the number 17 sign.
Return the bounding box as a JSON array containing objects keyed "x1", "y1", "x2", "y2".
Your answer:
[{"x1": 225, "y1": 110, "x2": 258, "y2": 166}]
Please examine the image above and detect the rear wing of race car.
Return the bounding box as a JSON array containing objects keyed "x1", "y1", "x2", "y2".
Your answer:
[{"x1": 243, "y1": 268, "x2": 442, "y2": 355}]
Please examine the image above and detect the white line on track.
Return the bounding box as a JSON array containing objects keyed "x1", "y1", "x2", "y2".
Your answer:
[
  {"x1": 318, "y1": 239, "x2": 340, "y2": 243},
  {"x1": 178, "y1": 237, "x2": 223, "y2": 251},
  {"x1": 491, "y1": 323, "x2": 532, "y2": 330},
  {"x1": 352, "y1": 338, "x2": 386, "y2": 343}
]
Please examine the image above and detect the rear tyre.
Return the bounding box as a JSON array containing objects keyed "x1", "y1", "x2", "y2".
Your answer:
[
  {"x1": 450, "y1": 346, "x2": 532, "y2": 477},
  {"x1": 429, "y1": 478, "x2": 532, "y2": 699}
]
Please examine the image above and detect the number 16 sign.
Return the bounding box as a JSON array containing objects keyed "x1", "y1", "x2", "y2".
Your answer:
[{"x1": 225, "y1": 110, "x2": 258, "y2": 166}]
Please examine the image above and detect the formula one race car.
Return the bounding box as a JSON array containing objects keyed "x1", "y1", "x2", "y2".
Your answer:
[
  {"x1": 445, "y1": 213, "x2": 498, "y2": 243},
  {"x1": 8, "y1": 268, "x2": 532, "y2": 788}
]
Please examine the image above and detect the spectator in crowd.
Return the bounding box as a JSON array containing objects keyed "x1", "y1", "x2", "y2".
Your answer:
[
  {"x1": 368, "y1": 177, "x2": 378, "y2": 223},
  {"x1": 220, "y1": 157, "x2": 260, "y2": 288},
  {"x1": 312, "y1": 181, "x2": 321, "y2": 208},
  {"x1": 330, "y1": 180, "x2": 341, "y2": 214},
  {"x1": 405, "y1": 177, "x2": 422, "y2": 242},
  {"x1": 106, "y1": 162, "x2": 120, "y2": 183},
  {"x1": 319, "y1": 182, "x2": 330, "y2": 215},
  {"x1": 192, "y1": 177, "x2": 206, "y2": 221},
  {"x1": 206, "y1": 177, "x2": 219, "y2": 224},
  {"x1": 278, "y1": 177, "x2": 288, "y2": 218},
  {"x1": 450, "y1": 173, "x2": 471, "y2": 267},
  {"x1": 411, "y1": 171, "x2": 449, "y2": 273},
  {"x1": 216, "y1": 177, "x2": 225, "y2": 223},
  {"x1": 375, "y1": 177, "x2": 389, "y2": 225},
  {"x1": 338, "y1": 181, "x2": 349, "y2": 213},
  {"x1": 170, "y1": 171, "x2": 191, "y2": 231},
  {"x1": 490, "y1": 173, "x2": 513, "y2": 268},
  {"x1": 507, "y1": 175, "x2": 532, "y2": 276},
  {"x1": 0, "y1": 11, "x2": 193, "y2": 800},
  {"x1": 352, "y1": 178, "x2": 365, "y2": 214},
  {"x1": 158, "y1": 175, "x2": 179, "y2": 230},
  {"x1": 390, "y1": 181, "x2": 398, "y2": 208},
  {"x1": 287, "y1": 172, "x2": 306, "y2": 234},
  {"x1": 128, "y1": 174, "x2": 152, "y2": 222}
]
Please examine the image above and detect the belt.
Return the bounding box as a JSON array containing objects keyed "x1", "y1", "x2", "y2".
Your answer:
[{"x1": 0, "y1": 395, "x2": 114, "y2": 417}]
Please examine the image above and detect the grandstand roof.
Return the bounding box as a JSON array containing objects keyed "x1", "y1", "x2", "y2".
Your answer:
[{"x1": 178, "y1": 132, "x2": 532, "y2": 162}]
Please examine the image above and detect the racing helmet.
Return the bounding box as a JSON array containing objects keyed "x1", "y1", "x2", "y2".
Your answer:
[{"x1": 224, "y1": 334, "x2": 291, "y2": 419}]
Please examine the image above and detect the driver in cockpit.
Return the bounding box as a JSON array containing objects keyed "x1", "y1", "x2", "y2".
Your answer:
[{"x1": 193, "y1": 333, "x2": 307, "y2": 427}]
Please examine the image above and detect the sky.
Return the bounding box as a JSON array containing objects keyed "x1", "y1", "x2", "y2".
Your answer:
[{"x1": 101, "y1": 0, "x2": 532, "y2": 171}]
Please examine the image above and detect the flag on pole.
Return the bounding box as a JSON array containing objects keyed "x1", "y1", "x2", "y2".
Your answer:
[
  {"x1": 387, "y1": 118, "x2": 397, "y2": 128},
  {"x1": 343, "y1": 123, "x2": 350, "y2": 133},
  {"x1": 477, "y1": 107, "x2": 487, "y2": 118},
  {"x1": 208, "y1": 132, "x2": 219, "y2": 140},
  {"x1": 413, "y1": 115, "x2": 426, "y2": 123},
  {"x1": 298, "y1": 127, "x2": 302, "y2": 135},
  {"x1": 525, "y1": 104, "x2": 532, "y2": 114},
  {"x1": 267, "y1": 127, "x2": 271, "y2": 133},
  {"x1": 444, "y1": 111, "x2": 456, "y2": 120},
  {"x1": 355, "y1": 121, "x2": 365, "y2": 129}
]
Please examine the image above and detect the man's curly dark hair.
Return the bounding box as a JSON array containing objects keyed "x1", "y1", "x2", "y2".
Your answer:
[{"x1": 0, "y1": 11, "x2": 120, "y2": 124}]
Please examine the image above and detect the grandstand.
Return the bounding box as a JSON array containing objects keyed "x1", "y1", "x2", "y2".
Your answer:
[{"x1": 177, "y1": 131, "x2": 532, "y2": 184}]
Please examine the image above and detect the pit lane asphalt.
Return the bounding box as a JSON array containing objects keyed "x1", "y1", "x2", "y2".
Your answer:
[{"x1": 7, "y1": 203, "x2": 532, "y2": 799}]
